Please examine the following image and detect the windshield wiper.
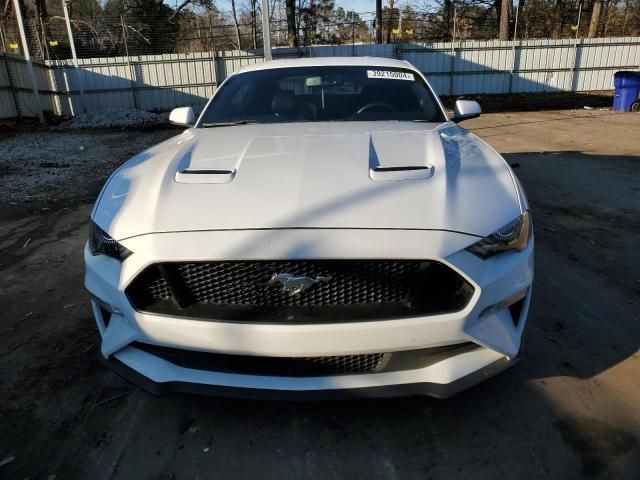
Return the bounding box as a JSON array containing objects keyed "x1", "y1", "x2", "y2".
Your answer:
[{"x1": 200, "y1": 120, "x2": 258, "y2": 128}]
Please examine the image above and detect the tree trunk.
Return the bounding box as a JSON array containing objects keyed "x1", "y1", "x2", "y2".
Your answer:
[
  {"x1": 169, "y1": 0, "x2": 193, "y2": 20},
  {"x1": 622, "y1": 0, "x2": 632, "y2": 34},
  {"x1": 588, "y1": 0, "x2": 602, "y2": 37},
  {"x1": 498, "y1": 0, "x2": 510, "y2": 40},
  {"x1": 34, "y1": 0, "x2": 51, "y2": 57},
  {"x1": 601, "y1": 0, "x2": 611, "y2": 36},
  {"x1": 375, "y1": 0, "x2": 382, "y2": 43},
  {"x1": 443, "y1": 0, "x2": 454, "y2": 41},
  {"x1": 385, "y1": 0, "x2": 395, "y2": 44},
  {"x1": 550, "y1": 0, "x2": 564, "y2": 38},
  {"x1": 231, "y1": 0, "x2": 242, "y2": 49},
  {"x1": 286, "y1": 0, "x2": 297, "y2": 47},
  {"x1": 251, "y1": 0, "x2": 258, "y2": 49},
  {"x1": 34, "y1": 0, "x2": 48, "y2": 19}
]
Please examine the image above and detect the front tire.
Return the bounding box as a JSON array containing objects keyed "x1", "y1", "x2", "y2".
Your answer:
[{"x1": 631, "y1": 101, "x2": 640, "y2": 113}]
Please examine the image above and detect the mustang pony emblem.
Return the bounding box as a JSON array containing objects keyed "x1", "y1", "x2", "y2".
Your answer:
[{"x1": 269, "y1": 273, "x2": 331, "y2": 295}]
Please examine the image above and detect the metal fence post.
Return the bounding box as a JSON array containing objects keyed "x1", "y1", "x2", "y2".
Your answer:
[
  {"x1": 568, "y1": 3, "x2": 583, "y2": 92},
  {"x1": 208, "y1": 17, "x2": 216, "y2": 52},
  {"x1": 121, "y1": 15, "x2": 139, "y2": 110},
  {"x1": 12, "y1": 0, "x2": 45, "y2": 123},
  {"x1": 509, "y1": 5, "x2": 520, "y2": 93},
  {"x1": 0, "y1": 18, "x2": 6, "y2": 52},
  {"x1": 2, "y1": 53, "x2": 22, "y2": 118},
  {"x1": 352, "y1": 21, "x2": 356, "y2": 56},
  {"x1": 62, "y1": 0, "x2": 86, "y2": 114},
  {"x1": 449, "y1": 5, "x2": 457, "y2": 96}
]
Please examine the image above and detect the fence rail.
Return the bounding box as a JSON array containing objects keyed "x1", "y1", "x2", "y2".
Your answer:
[{"x1": 2, "y1": 38, "x2": 640, "y2": 119}]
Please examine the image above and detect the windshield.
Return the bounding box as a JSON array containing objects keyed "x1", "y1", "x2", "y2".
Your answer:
[{"x1": 198, "y1": 66, "x2": 446, "y2": 126}]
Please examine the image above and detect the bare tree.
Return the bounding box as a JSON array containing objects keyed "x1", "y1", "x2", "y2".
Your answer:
[{"x1": 170, "y1": 0, "x2": 213, "y2": 21}]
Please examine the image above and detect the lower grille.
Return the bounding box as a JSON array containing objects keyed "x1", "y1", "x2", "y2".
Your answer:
[
  {"x1": 133, "y1": 342, "x2": 477, "y2": 377},
  {"x1": 126, "y1": 260, "x2": 474, "y2": 323}
]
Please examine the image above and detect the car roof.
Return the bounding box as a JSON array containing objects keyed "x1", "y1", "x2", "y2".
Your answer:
[{"x1": 236, "y1": 56, "x2": 415, "y2": 74}]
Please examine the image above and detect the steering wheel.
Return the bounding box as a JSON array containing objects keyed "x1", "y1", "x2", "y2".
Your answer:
[{"x1": 356, "y1": 102, "x2": 397, "y2": 115}]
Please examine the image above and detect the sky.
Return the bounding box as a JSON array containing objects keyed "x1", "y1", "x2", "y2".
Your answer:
[{"x1": 214, "y1": 1, "x2": 378, "y2": 16}]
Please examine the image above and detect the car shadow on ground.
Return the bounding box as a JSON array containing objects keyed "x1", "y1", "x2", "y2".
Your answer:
[
  {"x1": 1, "y1": 150, "x2": 639, "y2": 479},
  {"x1": 87, "y1": 150, "x2": 639, "y2": 479}
]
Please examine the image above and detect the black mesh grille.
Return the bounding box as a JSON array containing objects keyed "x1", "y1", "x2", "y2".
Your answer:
[
  {"x1": 126, "y1": 260, "x2": 474, "y2": 323},
  {"x1": 303, "y1": 353, "x2": 386, "y2": 373},
  {"x1": 133, "y1": 342, "x2": 477, "y2": 377},
  {"x1": 148, "y1": 276, "x2": 172, "y2": 300}
]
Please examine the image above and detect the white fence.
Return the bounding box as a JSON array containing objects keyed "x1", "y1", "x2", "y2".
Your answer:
[{"x1": 2, "y1": 37, "x2": 640, "y2": 119}]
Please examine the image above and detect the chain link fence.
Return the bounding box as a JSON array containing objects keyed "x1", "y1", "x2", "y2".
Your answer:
[{"x1": 1, "y1": 3, "x2": 639, "y2": 60}]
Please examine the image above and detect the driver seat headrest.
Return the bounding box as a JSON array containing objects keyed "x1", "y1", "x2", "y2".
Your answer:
[{"x1": 271, "y1": 90, "x2": 296, "y2": 116}]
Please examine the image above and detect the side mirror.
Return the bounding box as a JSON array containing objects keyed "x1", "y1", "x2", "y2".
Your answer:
[
  {"x1": 453, "y1": 100, "x2": 481, "y2": 123},
  {"x1": 169, "y1": 106, "x2": 195, "y2": 127}
]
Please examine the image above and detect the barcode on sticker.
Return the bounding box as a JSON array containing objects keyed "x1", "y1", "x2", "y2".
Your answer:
[{"x1": 367, "y1": 70, "x2": 415, "y2": 81}]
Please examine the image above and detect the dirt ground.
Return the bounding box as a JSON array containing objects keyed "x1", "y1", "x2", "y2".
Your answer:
[{"x1": 1, "y1": 108, "x2": 639, "y2": 479}]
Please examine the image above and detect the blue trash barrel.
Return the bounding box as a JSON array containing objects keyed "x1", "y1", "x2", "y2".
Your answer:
[{"x1": 613, "y1": 71, "x2": 640, "y2": 112}]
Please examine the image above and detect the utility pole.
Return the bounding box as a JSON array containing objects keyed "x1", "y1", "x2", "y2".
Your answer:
[
  {"x1": 12, "y1": 0, "x2": 45, "y2": 123},
  {"x1": 261, "y1": 0, "x2": 272, "y2": 60},
  {"x1": 62, "y1": 0, "x2": 86, "y2": 114}
]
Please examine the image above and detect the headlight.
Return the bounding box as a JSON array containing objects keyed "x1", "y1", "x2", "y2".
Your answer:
[
  {"x1": 466, "y1": 211, "x2": 531, "y2": 259},
  {"x1": 89, "y1": 220, "x2": 132, "y2": 261}
]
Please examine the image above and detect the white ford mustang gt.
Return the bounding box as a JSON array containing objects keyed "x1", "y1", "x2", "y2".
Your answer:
[{"x1": 85, "y1": 57, "x2": 533, "y2": 399}]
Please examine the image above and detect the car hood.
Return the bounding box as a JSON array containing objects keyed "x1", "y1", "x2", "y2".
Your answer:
[{"x1": 93, "y1": 122, "x2": 522, "y2": 240}]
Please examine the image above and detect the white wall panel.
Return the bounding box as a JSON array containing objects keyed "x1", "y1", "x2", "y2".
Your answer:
[{"x1": 2, "y1": 38, "x2": 639, "y2": 119}]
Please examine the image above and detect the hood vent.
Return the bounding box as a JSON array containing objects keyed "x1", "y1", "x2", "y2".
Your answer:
[
  {"x1": 368, "y1": 131, "x2": 441, "y2": 182},
  {"x1": 175, "y1": 168, "x2": 236, "y2": 184},
  {"x1": 174, "y1": 148, "x2": 237, "y2": 184},
  {"x1": 370, "y1": 165, "x2": 435, "y2": 181}
]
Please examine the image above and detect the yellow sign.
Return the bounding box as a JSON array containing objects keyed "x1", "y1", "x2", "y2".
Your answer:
[
  {"x1": 405, "y1": 29, "x2": 414, "y2": 36},
  {"x1": 571, "y1": 25, "x2": 578, "y2": 31},
  {"x1": 392, "y1": 28, "x2": 400, "y2": 35},
  {"x1": 49, "y1": 40, "x2": 59, "y2": 47},
  {"x1": 9, "y1": 42, "x2": 19, "y2": 50}
]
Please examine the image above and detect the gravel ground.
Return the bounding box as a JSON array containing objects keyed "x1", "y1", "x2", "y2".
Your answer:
[
  {"x1": 1, "y1": 109, "x2": 639, "y2": 479},
  {"x1": 0, "y1": 128, "x2": 177, "y2": 211},
  {"x1": 59, "y1": 109, "x2": 171, "y2": 130}
]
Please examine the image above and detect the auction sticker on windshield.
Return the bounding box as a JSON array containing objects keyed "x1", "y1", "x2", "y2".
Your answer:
[{"x1": 367, "y1": 70, "x2": 415, "y2": 81}]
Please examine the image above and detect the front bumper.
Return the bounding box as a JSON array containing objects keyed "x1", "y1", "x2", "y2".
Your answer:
[
  {"x1": 100, "y1": 348, "x2": 521, "y2": 400},
  {"x1": 85, "y1": 228, "x2": 534, "y2": 398}
]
